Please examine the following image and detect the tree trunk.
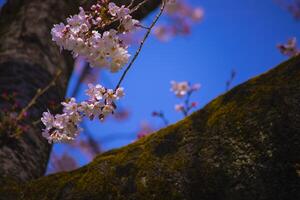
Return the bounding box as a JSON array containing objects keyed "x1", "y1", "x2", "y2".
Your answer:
[
  {"x1": 1, "y1": 55, "x2": 299, "y2": 200},
  {"x1": 0, "y1": 0, "x2": 161, "y2": 182}
]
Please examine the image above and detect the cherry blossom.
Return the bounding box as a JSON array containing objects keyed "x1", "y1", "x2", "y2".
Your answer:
[
  {"x1": 277, "y1": 37, "x2": 300, "y2": 57},
  {"x1": 170, "y1": 81, "x2": 190, "y2": 97},
  {"x1": 174, "y1": 104, "x2": 185, "y2": 112},
  {"x1": 44, "y1": 1, "x2": 167, "y2": 144},
  {"x1": 51, "y1": 2, "x2": 139, "y2": 73},
  {"x1": 170, "y1": 81, "x2": 201, "y2": 116},
  {"x1": 41, "y1": 85, "x2": 125, "y2": 143},
  {"x1": 154, "y1": 0, "x2": 204, "y2": 41}
]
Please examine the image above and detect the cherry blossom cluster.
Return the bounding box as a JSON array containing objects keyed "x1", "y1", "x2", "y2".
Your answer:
[
  {"x1": 165, "y1": 0, "x2": 203, "y2": 21},
  {"x1": 51, "y1": 2, "x2": 139, "y2": 72},
  {"x1": 170, "y1": 81, "x2": 200, "y2": 116},
  {"x1": 277, "y1": 37, "x2": 300, "y2": 57},
  {"x1": 151, "y1": 80, "x2": 200, "y2": 130},
  {"x1": 154, "y1": 0, "x2": 204, "y2": 41},
  {"x1": 170, "y1": 81, "x2": 200, "y2": 97},
  {"x1": 41, "y1": 84, "x2": 124, "y2": 143}
]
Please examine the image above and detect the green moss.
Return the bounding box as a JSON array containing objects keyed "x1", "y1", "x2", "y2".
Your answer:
[{"x1": 1, "y1": 56, "x2": 300, "y2": 199}]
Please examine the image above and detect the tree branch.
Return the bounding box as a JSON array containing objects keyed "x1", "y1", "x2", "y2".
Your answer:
[{"x1": 1, "y1": 56, "x2": 300, "y2": 199}]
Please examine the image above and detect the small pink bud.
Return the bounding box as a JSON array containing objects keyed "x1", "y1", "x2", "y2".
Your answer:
[
  {"x1": 175, "y1": 104, "x2": 185, "y2": 112},
  {"x1": 152, "y1": 111, "x2": 159, "y2": 116},
  {"x1": 191, "y1": 102, "x2": 198, "y2": 107},
  {"x1": 191, "y1": 8, "x2": 204, "y2": 22},
  {"x1": 191, "y1": 83, "x2": 201, "y2": 91}
]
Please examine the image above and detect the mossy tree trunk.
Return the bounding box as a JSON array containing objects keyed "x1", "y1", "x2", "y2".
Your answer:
[
  {"x1": 1, "y1": 55, "x2": 300, "y2": 199},
  {"x1": 0, "y1": 0, "x2": 161, "y2": 182}
]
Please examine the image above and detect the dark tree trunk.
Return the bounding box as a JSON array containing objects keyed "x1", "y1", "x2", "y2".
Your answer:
[
  {"x1": 0, "y1": 0, "x2": 161, "y2": 182},
  {"x1": 1, "y1": 55, "x2": 300, "y2": 200},
  {"x1": 0, "y1": 0, "x2": 78, "y2": 183}
]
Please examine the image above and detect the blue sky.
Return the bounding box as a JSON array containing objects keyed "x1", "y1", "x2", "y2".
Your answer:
[
  {"x1": 78, "y1": 0, "x2": 299, "y2": 151},
  {"x1": 1, "y1": 0, "x2": 299, "y2": 166}
]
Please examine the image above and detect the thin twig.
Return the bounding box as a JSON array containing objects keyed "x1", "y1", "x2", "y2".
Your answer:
[
  {"x1": 161, "y1": 115, "x2": 169, "y2": 126},
  {"x1": 16, "y1": 70, "x2": 62, "y2": 121},
  {"x1": 225, "y1": 69, "x2": 236, "y2": 91},
  {"x1": 95, "y1": 0, "x2": 149, "y2": 32},
  {"x1": 129, "y1": 0, "x2": 148, "y2": 13},
  {"x1": 157, "y1": 112, "x2": 169, "y2": 126},
  {"x1": 32, "y1": 119, "x2": 41, "y2": 126},
  {"x1": 136, "y1": 24, "x2": 151, "y2": 30},
  {"x1": 115, "y1": 0, "x2": 166, "y2": 90},
  {"x1": 183, "y1": 91, "x2": 192, "y2": 117},
  {"x1": 128, "y1": 0, "x2": 136, "y2": 9}
]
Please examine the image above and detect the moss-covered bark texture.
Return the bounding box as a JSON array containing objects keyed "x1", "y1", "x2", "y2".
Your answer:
[{"x1": 1, "y1": 56, "x2": 300, "y2": 199}]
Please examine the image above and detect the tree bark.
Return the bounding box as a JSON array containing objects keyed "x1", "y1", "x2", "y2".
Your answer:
[
  {"x1": 1, "y1": 55, "x2": 299, "y2": 200},
  {"x1": 0, "y1": 0, "x2": 161, "y2": 182}
]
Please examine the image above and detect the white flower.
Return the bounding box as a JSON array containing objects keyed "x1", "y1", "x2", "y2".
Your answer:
[
  {"x1": 115, "y1": 87, "x2": 125, "y2": 98},
  {"x1": 67, "y1": 7, "x2": 89, "y2": 27},
  {"x1": 174, "y1": 104, "x2": 185, "y2": 112},
  {"x1": 103, "y1": 89, "x2": 115, "y2": 103},
  {"x1": 102, "y1": 104, "x2": 114, "y2": 114},
  {"x1": 85, "y1": 84, "x2": 106, "y2": 101},
  {"x1": 42, "y1": 129, "x2": 51, "y2": 140},
  {"x1": 51, "y1": 3, "x2": 139, "y2": 73},
  {"x1": 154, "y1": 26, "x2": 171, "y2": 41},
  {"x1": 171, "y1": 81, "x2": 201, "y2": 116},
  {"x1": 63, "y1": 34, "x2": 76, "y2": 51},
  {"x1": 277, "y1": 37, "x2": 300, "y2": 57},
  {"x1": 61, "y1": 98, "x2": 78, "y2": 115},
  {"x1": 51, "y1": 23, "x2": 67, "y2": 48},
  {"x1": 79, "y1": 101, "x2": 103, "y2": 119},
  {"x1": 117, "y1": 6, "x2": 130, "y2": 18},
  {"x1": 102, "y1": 30, "x2": 118, "y2": 47},
  {"x1": 92, "y1": 101, "x2": 105, "y2": 116},
  {"x1": 191, "y1": 8, "x2": 204, "y2": 22},
  {"x1": 122, "y1": 15, "x2": 139, "y2": 32},
  {"x1": 41, "y1": 84, "x2": 125, "y2": 143},
  {"x1": 108, "y1": 3, "x2": 130, "y2": 19},
  {"x1": 41, "y1": 111, "x2": 55, "y2": 129},
  {"x1": 79, "y1": 101, "x2": 94, "y2": 117},
  {"x1": 170, "y1": 81, "x2": 190, "y2": 97},
  {"x1": 108, "y1": 2, "x2": 119, "y2": 16},
  {"x1": 110, "y1": 48, "x2": 130, "y2": 72},
  {"x1": 43, "y1": 129, "x2": 75, "y2": 144},
  {"x1": 53, "y1": 113, "x2": 68, "y2": 129},
  {"x1": 68, "y1": 112, "x2": 82, "y2": 124},
  {"x1": 63, "y1": 123, "x2": 81, "y2": 138},
  {"x1": 191, "y1": 83, "x2": 201, "y2": 91}
]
